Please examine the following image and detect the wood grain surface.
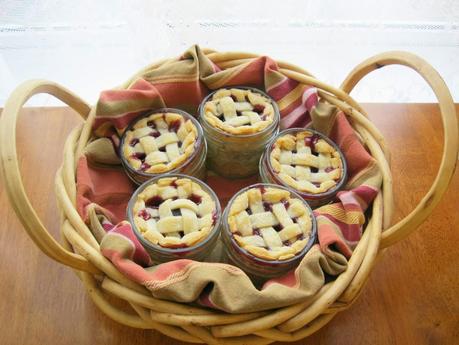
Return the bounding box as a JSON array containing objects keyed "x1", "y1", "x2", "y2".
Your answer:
[{"x1": 0, "y1": 104, "x2": 457, "y2": 345}]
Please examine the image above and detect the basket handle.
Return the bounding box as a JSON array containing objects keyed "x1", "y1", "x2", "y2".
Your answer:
[
  {"x1": 0, "y1": 79, "x2": 98, "y2": 273},
  {"x1": 340, "y1": 51, "x2": 458, "y2": 248}
]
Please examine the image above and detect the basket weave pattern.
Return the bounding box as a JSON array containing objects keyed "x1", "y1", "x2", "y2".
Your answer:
[{"x1": 1, "y1": 49, "x2": 457, "y2": 344}]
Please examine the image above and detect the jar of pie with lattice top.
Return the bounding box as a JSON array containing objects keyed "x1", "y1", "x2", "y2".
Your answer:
[
  {"x1": 260, "y1": 128, "x2": 347, "y2": 208},
  {"x1": 120, "y1": 108, "x2": 207, "y2": 185},
  {"x1": 221, "y1": 183, "x2": 317, "y2": 279},
  {"x1": 199, "y1": 87, "x2": 280, "y2": 178},
  {"x1": 127, "y1": 174, "x2": 222, "y2": 263}
]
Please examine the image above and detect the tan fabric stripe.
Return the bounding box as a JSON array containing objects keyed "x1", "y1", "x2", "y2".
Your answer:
[
  {"x1": 146, "y1": 263, "x2": 243, "y2": 290},
  {"x1": 277, "y1": 84, "x2": 305, "y2": 110},
  {"x1": 346, "y1": 160, "x2": 382, "y2": 189},
  {"x1": 205, "y1": 63, "x2": 249, "y2": 89},
  {"x1": 317, "y1": 205, "x2": 364, "y2": 224},
  {"x1": 145, "y1": 74, "x2": 199, "y2": 83},
  {"x1": 146, "y1": 266, "x2": 194, "y2": 290}
]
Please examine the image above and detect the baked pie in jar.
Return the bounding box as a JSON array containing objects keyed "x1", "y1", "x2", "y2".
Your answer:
[
  {"x1": 221, "y1": 184, "x2": 317, "y2": 278},
  {"x1": 128, "y1": 174, "x2": 221, "y2": 263},
  {"x1": 120, "y1": 108, "x2": 207, "y2": 185},
  {"x1": 199, "y1": 87, "x2": 280, "y2": 178},
  {"x1": 260, "y1": 128, "x2": 347, "y2": 207}
]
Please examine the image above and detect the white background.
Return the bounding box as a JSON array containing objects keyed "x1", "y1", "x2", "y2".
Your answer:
[{"x1": 1, "y1": 0, "x2": 458, "y2": 106}]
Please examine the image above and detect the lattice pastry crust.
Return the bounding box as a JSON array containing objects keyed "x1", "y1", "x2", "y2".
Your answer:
[
  {"x1": 203, "y1": 88, "x2": 275, "y2": 135},
  {"x1": 133, "y1": 177, "x2": 217, "y2": 248},
  {"x1": 227, "y1": 186, "x2": 313, "y2": 261},
  {"x1": 270, "y1": 130, "x2": 343, "y2": 194},
  {"x1": 123, "y1": 112, "x2": 198, "y2": 174}
]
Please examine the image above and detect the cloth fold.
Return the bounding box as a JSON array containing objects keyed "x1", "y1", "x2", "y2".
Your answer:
[{"x1": 75, "y1": 45, "x2": 382, "y2": 313}]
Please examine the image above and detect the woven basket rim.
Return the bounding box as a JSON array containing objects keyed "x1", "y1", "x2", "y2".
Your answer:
[{"x1": 68, "y1": 49, "x2": 389, "y2": 339}]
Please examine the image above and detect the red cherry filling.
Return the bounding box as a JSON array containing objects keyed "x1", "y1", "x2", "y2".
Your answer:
[
  {"x1": 253, "y1": 104, "x2": 265, "y2": 114},
  {"x1": 310, "y1": 167, "x2": 319, "y2": 173},
  {"x1": 138, "y1": 209, "x2": 151, "y2": 220},
  {"x1": 170, "y1": 180, "x2": 178, "y2": 187},
  {"x1": 140, "y1": 162, "x2": 151, "y2": 171},
  {"x1": 230, "y1": 94, "x2": 238, "y2": 102},
  {"x1": 145, "y1": 196, "x2": 163, "y2": 208},
  {"x1": 312, "y1": 135, "x2": 320, "y2": 146},
  {"x1": 130, "y1": 138, "x2": 140, "y2": 147},
  {"x1": 149, "y1": 131, "x2": 160, "y2": 138},
  {"x1": 263, "y1": 202, "x2": 273, "y2": 212},
  {"x1": 273, "y1": 224, "x2": 282, "y2": 232},
  {"x1": 252, "y1": 228, "x2": 261, "y2": 236},
  {"x1": 259, "y1": 185, "x2": 266, "y2": 194},
  {"x1": 131, "y1": 152, "x2": 146, "y2": 161},
  {"x1": 281, "y1": 199, "x2": 290, "y2": 209},
  {"x1": 304, "y1": 134, "x2": 320, "y2": 150},
  {"x1": 168, "y1": 119, "x2": 182, "y2": 133},
  {"x1": 282, "y1": 239, "x2": 291, "y2": 246},
  {"x1": 325, "y1": 167, "x2": 335, "y2": 173},
  {"x1": 211, "y1": 210, "x2": 218, "y2": 225},
  {"x1": 189, "y1": 193, "x2": 202, "y2": 204},
  {"x1": 147, "y1": 120, "x2": 156, "y2": 128}
]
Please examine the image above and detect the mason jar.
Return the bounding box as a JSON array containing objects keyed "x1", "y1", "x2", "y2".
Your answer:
[
  {"x1": 221, "y1": 183, "x2": 317, "y2": 280},
  {"x1": 259, "y1": 128, "x2": 347, "y2": 208},
  {"x1": 120, "y1": 108, "x2": 207, "y2": 185},
  {"x1": 199, "y1": 87, "x2": 280, "y2": 179},
  {"x1": 127, "y1": 174, "x2": 222, "y2": 263}
]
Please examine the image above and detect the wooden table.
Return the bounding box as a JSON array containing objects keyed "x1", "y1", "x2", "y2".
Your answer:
[{"x1": 0, "y1": 104, "x2": 457, "y2": 345}]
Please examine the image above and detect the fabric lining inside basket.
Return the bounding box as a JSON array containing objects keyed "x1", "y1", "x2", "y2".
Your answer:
[{"x1": 75, "y1": 45, "x2": 382, "y2": 313}]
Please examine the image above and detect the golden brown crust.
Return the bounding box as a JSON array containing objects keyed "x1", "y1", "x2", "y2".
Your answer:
[
  {"x1": 227, "y1": 186, "x2": 313, "y2": 261},
  {"x1": 122, "y1": 112, "x2": 198, "y2": 174},
  {"x1": 132, "y1": 177, "x2": 217, "y2": 249},
  {"x1": 203, "y1": 88, "x2": 275, "y2": 135},
  {"x1": 269, "y1": 130, "x2": 343, "y2": 194}
]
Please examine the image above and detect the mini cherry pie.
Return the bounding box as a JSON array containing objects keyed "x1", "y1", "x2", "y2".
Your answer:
[
  {"x1": 122, "y1": 110, "x2": 198, "y2": 174},
  {"x1": 203, "y1": 87, "x2": 276, "y2": 135},
  {"x1": 131, "y1": 176, "x2": 218, "y2": 249},
  {"x1": 227, "y1": 185, "x2": 314, "y2": 261},
  {"x1": 269, "y1": 129, "x2": 345, "y2": 195}
]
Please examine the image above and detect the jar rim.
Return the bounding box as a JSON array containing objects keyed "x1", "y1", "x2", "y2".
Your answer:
[{"x1": 127, "y1": 173, "x2": 222, "y2": 254}]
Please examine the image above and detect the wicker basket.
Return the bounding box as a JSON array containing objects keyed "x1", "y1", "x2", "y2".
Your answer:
[{"x1": 1, "y1": 50, "x2": 457, "y2": 344}]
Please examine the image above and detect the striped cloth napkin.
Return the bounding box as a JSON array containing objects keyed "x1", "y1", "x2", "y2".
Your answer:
[{"x1": 76, "y1": 45, "x2": 381, "y2": 313}]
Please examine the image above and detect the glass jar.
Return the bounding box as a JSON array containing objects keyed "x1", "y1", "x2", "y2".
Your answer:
[
  {"x1": 120, "y1": 108, "x2": 207, "y2": 185},
  {"x1": 221, "y1": 183, "x2": 317, "y2": 280},
  {"x1": 127, "y1": 174, "x2": 222, "y2": 263},
  {"x1": 199, "y1": 87, "x2": 280, "y2": 179},
  {"x1": 259, "y1": 128, "x2": 347, "y2": 208}
]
